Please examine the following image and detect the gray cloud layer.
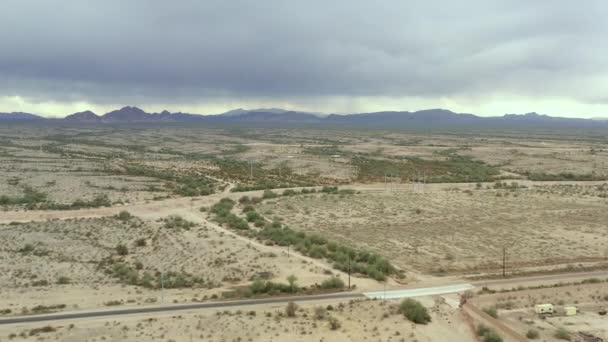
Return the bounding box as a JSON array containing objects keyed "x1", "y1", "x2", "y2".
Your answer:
[{"x1": 1, "y1": 1, "x2": 607, "y2": 111}]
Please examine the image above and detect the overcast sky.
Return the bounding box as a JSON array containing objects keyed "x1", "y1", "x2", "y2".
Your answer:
[{"x1": 1, "y1": 1, "x2": 607, "y2": 117}]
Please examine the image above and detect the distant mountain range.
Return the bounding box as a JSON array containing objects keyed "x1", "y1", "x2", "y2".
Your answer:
[{"x1": 1, "y1": 106, "x2": 607, "y2": 130}]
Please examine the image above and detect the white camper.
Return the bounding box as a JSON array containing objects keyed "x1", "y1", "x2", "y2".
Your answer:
[{"x1": 534, "y1": 304, "x2": 554, "y2": 315}]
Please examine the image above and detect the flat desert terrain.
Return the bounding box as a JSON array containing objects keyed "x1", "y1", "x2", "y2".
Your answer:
[{"x1": 2, "y1": 125, "x2": 608, "y2": 341}]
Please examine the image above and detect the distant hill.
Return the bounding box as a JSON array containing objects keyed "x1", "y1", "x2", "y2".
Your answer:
[
  {"x1": 3, "y1": 107, "x2": 608, "y2": 130},
  {"x1": 64, "y1": 110, "x2": 101, "y2": 122},
  {"x1": 102, "y1": 106, "x2": 152, "y2": 122},
  {"x1": 0, "y1": 112, "x2": 45, "y2": 121}
]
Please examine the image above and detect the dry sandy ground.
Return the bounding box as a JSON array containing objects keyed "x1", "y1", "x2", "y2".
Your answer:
[
  {"x1": 256, "y1": 184, "x2": 608, "y2": 274},
  {"x1": 471, "y1": 282, "x2": 608, "y2": 341},
  {"x1": 0, "y1": 211, "x2": 350, "y2": 315},
  {"x1": 0, "y1": 298, "x2": 476, "y2": 342}
]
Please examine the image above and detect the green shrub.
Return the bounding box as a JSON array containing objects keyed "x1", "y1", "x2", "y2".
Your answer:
[
  {"x1": 116, "y1": 244, "x2": 129, "y2": 256},
  {"x1": 554, "y1": 327, "x2": 570, "y2": 341},
  {"x1": 483, "y1": 331, "x2": 503, "y2": 342},
  {"x1": 321, "y1": 186, "x2": 338, "y2": 194},
  {"x1": 56, "y1": 276, "x2": 71, "y2": 285},
  {"x1": 476, "y1": 324, "x2": 491, "y2": 337},
  {"x1": 246, "y1": 211, "x2": 262, "y2": 222},
  {"x1": 282, "y1": 189, "x2": 297, "y2": 196},
  {"x1": 526, "y1": 329, "x2": 540, "y2": 339},
  {"x1": 262, "y1": 190, "x2": 278, "y2": 199},
  {"x1": 162, "y1": 215, "x2": 196, "y2": 230},
  {"x1": 399, "y1": 299, "x2": 431, "y2": 324},
  {"x1": 483, "y1": 306, "x2": 498, "y2": 318},
  {"x1": 18, "y1": 243, "x2": 35, "y2": 254},
  {"x1": 320, "y1": 277, "x2": 345, "y2": 290},
  {"x1": 114, "y1": 211, "x2": 133, "y2": 221}
]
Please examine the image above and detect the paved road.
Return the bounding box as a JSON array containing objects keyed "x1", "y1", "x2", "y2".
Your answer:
[
  {"x1": 364, "y1": 283, "x2": 474, "y2": 300},
  {"x1": 2, "y1": 271, "x2": 606, "y2": 326},
  {"x1": 0, "y1": 292, "x2": 362, "y2": 325},
  {"x1": 472, "y1": 270, "x2": 608, "y2": 287}
]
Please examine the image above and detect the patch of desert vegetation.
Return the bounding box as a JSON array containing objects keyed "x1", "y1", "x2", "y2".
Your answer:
[
  {"x1": 0, "y1": 213, "x2": 331, "y2": 313},
  {"x1": 208, "y1": 192, "x2": 399, "y2": 281},
  {"x1": 0, "y1": 298, "x2": 474, "y2": 342},
  {"x1": 256, "y1": 184, "x2": 608, "y2": 274}
]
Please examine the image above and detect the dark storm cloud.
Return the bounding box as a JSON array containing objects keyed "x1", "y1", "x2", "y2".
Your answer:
[{"x1": 0, "y1": 0, "x2": 607, "y2": 105}]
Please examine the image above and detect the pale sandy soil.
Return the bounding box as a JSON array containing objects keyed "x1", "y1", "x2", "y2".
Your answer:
[
  {"x1": 0, "y1": 212, "x2": 355, "y2": 315},
  {"x1": 0, "y1": 298, "x2": 476, "y2": 342},
  {"x1": 256, "y1": 185, "x2": 608, "y2": 273}
]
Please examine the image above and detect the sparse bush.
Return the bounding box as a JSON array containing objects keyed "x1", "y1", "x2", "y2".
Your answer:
[
  {"x1": 483, "y1": 306, "x2": 498, "y2": 318},
  {"x1": 114, "y1": 211, "x2": 133, "y2": 221},
  {"x1": 314, "y1": 306, "x2": 327, "y2": 320},
  {"x1": 56, "y1": 276, "x2": 70, "y2": 285},
  {"x1": 321, "y1": 186, "x2": 338, "y2": 194},
  {"x1": 285, "y1": 302, "x2": 298, "y2": 317},
  {"x1": 28, "y1": 326, "x2": 56, "y2": 336},
  {"x1": 246, "y1": 211, "x2": 262, "y2": 222},
  {"x1": 320, "y1": 277, "x2": 345, "y2": 290},
  {"x1": 399, "y1": 298, "x2": 431, "y2": 324},
  {"x1": 554, "y1": 327, "x2": 570, "y2": 341},
  {"x1": 116, "y1": 244, "x2": 129, "y2": 256},
  {"x1": 262, "y1": 190, "x2": 278, "y2": 199},
  {"x1": 328, "y1": 316, "x2": 341, "y2": 330},
  {"x1": 476, "y1": 325, "x2": 503, "y2": 342},
  {"x1": 476, "y1": 324, "x2": 491, "y2": 337},
  {"x1": 282, "y1": 189, "x2": 297, "y2": 196},
  {"x1": 31, "y1": 279, "x2": 49, "y2": 287},
  {"x1": 18, "y1": 244, "x2": 35, "y2": 254},
  {"x1": 162, "y1": 215, "x2": 196, "y2": 230},
  {"x1": 526, "y1": 329, "x2": 540, "y2": 339},
  {"x1": 483, "y1": 331, "x2": 503, "y2": 342},
  {"x1": 135, "y1": 238, "x2": 147, "y2": 247}
]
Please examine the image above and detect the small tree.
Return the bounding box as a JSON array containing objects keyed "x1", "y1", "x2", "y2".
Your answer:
[
  {"x1": 287, "y1": 275, "x2": 298, "y2": 293},
  {"x1": 399, "y1": 298, "x2": 431, "y2": 324},
  {"x1": 285, "y1": 302, "x2": 297, "y2": 317}
]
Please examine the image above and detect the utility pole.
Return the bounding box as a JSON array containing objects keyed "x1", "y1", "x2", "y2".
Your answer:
[
  {"x1": 249, "y1": 160, "x2": 254, "y2": 178},
  {"x1": 160, "y1": 272, "x2": 165, "y2": 304},
  {"x1": 383, "y1": 281, "x2": 387, "y2": 301},
  {"x1": 348, "y1": 254, "x2": 351, "y2": 290},
  {"x1": 502, "y1": 246, "x2": 506, "y2": 278}
]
